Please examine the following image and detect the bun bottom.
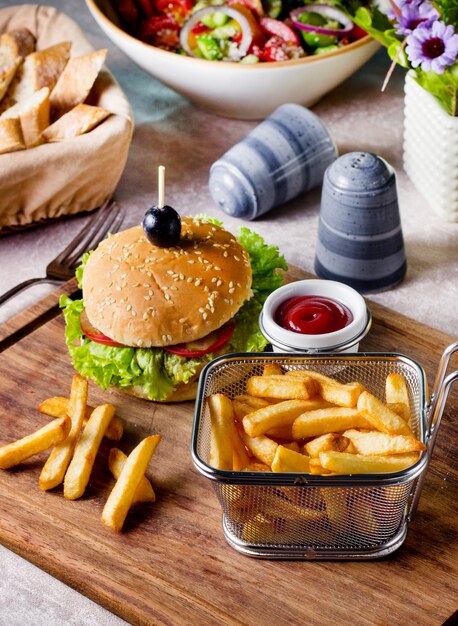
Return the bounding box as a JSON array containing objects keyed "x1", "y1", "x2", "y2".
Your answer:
[{"x1": 123, "y1": 380, "x2": 199, "y2": 403}]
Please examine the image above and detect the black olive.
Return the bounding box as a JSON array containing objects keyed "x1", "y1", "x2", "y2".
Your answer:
[{"x1": 142, "y1": 205, "x2": 181, "y2": 247}]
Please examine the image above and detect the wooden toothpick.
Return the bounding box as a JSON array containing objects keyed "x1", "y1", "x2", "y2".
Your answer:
[{"x1": 158, "y1": 165, "x2": 165, "y2": 209}]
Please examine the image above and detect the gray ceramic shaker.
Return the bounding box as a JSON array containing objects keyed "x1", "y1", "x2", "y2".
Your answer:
[
  {"x1": 314, "y1": 152, "x2": 407, "y2": 293},
  {"x1": 208, "y1": 103, "x2": 337, "y2": 220}
]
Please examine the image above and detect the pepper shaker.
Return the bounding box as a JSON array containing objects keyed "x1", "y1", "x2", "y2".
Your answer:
[{"x1": 209, "y1": 103, "x2": 337, "y2": 220}]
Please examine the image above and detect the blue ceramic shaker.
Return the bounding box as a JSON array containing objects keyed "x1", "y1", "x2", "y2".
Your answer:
[
  {"x1": 209, "y1": 103, "x2": 337, "y2": 220},
  {"x1": 314, "y1": 152, "x2": 407, "y2": 293}
]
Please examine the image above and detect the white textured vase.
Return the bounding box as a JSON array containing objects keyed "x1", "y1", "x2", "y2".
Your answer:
[{"x1": 403, "y1": 72, "x2": 458, "y2": 222}]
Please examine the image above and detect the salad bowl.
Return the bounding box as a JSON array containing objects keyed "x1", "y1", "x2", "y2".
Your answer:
[{"x1": 86, "y1": 0, "x2": 379, "y2": 119}]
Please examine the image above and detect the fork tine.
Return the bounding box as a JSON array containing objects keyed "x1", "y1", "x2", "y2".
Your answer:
[
  {"x1": 51, "y1": 200, "x2": 112, "y2": 267},
  {"x1": 64, "y1": 204, "x2": 124, "y2": 266}
]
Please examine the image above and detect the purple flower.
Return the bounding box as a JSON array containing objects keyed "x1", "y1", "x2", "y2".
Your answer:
[
  {"x1": 406, "y1": 20, "x2": 458, "y2": 74},
  {"x1": 395, "y1": 1, "x2": 439, "y2": 36}
]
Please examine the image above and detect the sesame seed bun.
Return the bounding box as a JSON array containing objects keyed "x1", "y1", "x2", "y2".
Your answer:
[{"x1": 82, "y1": 217, "x2": 252, "y2": 347}]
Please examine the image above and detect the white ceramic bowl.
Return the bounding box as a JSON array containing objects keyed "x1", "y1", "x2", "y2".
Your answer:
[
  {"x1": 86, "y1": 0, "x2": 380, "y2": 120},
  {"x1": 259, "y1": 279, "x2": 371, "y2": 353}
]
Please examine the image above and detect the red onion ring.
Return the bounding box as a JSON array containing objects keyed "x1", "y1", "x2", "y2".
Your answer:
[
  {"x1": 289, "y1": 5, "x2": 353, "y2": 36},
  {"x1": 180, "y1": 6, "x2": 253, "y2": 58}
]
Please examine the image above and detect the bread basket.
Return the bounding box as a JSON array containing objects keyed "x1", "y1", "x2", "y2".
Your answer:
[
  {"x1": 191, "y1": 343, "x2": 458, "y2": 559},
  {"x1": 0, "y1": 4, "x2": 133, "y2": 231}
]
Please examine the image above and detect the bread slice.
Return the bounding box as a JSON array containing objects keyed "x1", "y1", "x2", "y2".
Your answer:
[
  {"x1": 42, "y1": 103, "x2": 110, "y2": 142},
  {"x1": 0, "y1": 117, "x2": 25, "y2": 154},
  {"x1": 0, "y1": 28, "x2": 36, "y2": 59},
  {"x1": 1, "y1": 86, "x2": 50, "y2": 147},
  {"x1": 0, "y1": 41, "x2": 71, "y2": 112},
  {"x1": 0, "y1": 57, "x2": 22, "y2": 103},
  {"x1": 50, "y1": 49, "x2": 107, "y2": 120}
]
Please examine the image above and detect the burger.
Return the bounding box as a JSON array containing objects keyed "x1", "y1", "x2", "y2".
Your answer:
[{"x1": 60, "y1": 215, "x2": 286, "y2": 402}]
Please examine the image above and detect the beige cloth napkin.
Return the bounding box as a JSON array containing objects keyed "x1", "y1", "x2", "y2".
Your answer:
[{"x1": 0, "y1": 4, "x2": 133, "y2": 230}]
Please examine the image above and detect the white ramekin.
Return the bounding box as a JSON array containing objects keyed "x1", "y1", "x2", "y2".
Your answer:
[{"x1": 259, "y1": 279, "x2": 372, "y2": 353}]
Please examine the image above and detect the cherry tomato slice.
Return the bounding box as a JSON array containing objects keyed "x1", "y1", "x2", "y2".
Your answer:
[
  {"x1": 164, "y1": 323, "x2": 235, "y2": 358},
  {"x1": 80, "y1": 310, "x2": 126, "y2": 348},
  {"x1": 259, "y1": 17, "x2": 299, "y2": 45}
]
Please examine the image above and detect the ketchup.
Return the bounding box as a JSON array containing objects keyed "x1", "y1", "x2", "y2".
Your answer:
[{"x1": 275, "y1": 296, "x2": 353, "y2": 335}]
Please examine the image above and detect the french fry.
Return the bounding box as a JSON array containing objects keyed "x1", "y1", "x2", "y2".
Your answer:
[
  {"x1": 232, "y1": 426, "x2": 251, "y2": 471},
  {"x1": 263, "y1": 363, "x2": 283, "y2": 377},
  {"x1": 304, "y1": 433, "x2": 350, "y2": 458},
  {"x1": 64, "y1": 404, "x2": 115, "y2": 500},
  {"x1": 342, "y1": 429, "x2": 425, "y2": 456},
  {"x1": 39, "y1": 374, "x2": 88, "y2": 491},
  {"x1": 357, "y1": 391, "x2": 412, "y2": 435},
  {"x1": 208, "y1": 394, "x2": 234, "y2": 470},
  {"x1": 309, "y1": 458, "x2": 333, "y2": 475},
  {"x1": 38, "y1": 396, "x2": 123, "y2": 441},
  {"x1": 242, "y1": 462, "x2": 271, "y2": 472},
  {"x1": 271, "y1": 445, "x2": 310, "y2": 473},
  {"x1": 265, "y1": 424, "x2": 294, "y2": 440},
  {"x1": 286, "y1": 369, "x2": 364, "y2": 407},
  {"x1": 109, "y1": 448, "x2": 155, "y2": 503},
  {"x1": 262, "y1": 495, "x2": 326, "y2": 521},
  {"x1": 386, "y1": 373, "x2": 410, "y2": 406},
  {"x1": 101, "y1": 435, "x2": 161, "y2": 532},
  {"x1": 321, "y1": 487, "x2": 347, "y2": 525},
  {"x1": 351, "y1": 499, "x2": 379, "y2": 538},
  {"x1": 239, "y1": 430, "x2": 278, "y2": 466},
  {"x1": 0, "y1": 415, "x2": 71, "y2": 470},
  {"x1": 281, "y1": 441, "x2": 301, "y2": 453},
  {"x1": 232, "y1": 396, "x2": 270, "y2": 422},
  {"x1": 242, "y1": 399, "x2": 327, "y2": 438},
  {"x1": 319, "y1": 451, "x2": 420, "y2": 474},
  {"x1": 387, "y1": 402, "x2": 410, "y2": 424},
  {"x1": 247, "y1": 375, "x2": 315, "y2": 400},
  {"x1": 292, "y1": 408, "x2": 371, "y2": 439}
]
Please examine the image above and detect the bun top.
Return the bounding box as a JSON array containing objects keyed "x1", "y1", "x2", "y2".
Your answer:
[{"x1": 82, "y1": 217, "x2": 252, "y2": 347}]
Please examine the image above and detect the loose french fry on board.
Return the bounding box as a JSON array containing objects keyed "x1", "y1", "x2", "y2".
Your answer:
[
  {"x1": 357, "y1": 391, "x2": 412, "y2": 436},
  {"x1": 0, "y1": 415, "x2": 71, "y2": 470},
  {"x1": 292, "y1": 408, "x2": 371, "y2": 439},
  {"x1": 109, "y1": 448, "x2": 156, "y2": 504},
  {"x1": 64, "y1": 404, "x2": 116, "y2": 500},
  {"x1": 102, "y1": 435, "x2": 161, "y2": 532},
  {"x1": 319, "y1": 451, "x2": 419, "y2": 474},
  {"x1": 286, "y1": 370, "x2": 364, "y2": 407},
  {"x1": 239, "y1": 429, "x2": 278, "y2": 467},
  {"x1": 243, "y1": 399, "x2": 326, "y2": 438},
  {"x1": 39, "y1": 374, "x2": 88, "y2": 491},
  {"x1": 208, "y1": 394, "x2": 234, "y2": 471},
  {"x1": 247, "y1": 375, "x2": 315, "y2": 401},
  {"x1": 342, "y1": 429, "x2": 425, "y2": 456},
  {"x1": 271, "y1": 445, "x2": 310, "y2": 473},
  {"x1": 38, "y1": 396, "x2": 123, "y2": 441},
  {"x1": 263, "y1": 363, "x2": 283, "y2": 377}
]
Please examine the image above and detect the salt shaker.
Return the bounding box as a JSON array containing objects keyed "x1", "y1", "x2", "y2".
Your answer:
[
  {"x1": 314, "y1": 152, "x2": 407, "y2": 293},
  {"x1": 209, "y1": 103, "x2": 337, "y2": 220}
]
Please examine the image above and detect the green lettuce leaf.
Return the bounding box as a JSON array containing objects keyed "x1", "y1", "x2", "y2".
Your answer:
[{"x1": 60, "y1": 223, "x2": 287, "y2": 399}]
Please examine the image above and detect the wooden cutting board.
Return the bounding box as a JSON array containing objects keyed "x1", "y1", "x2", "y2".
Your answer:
[{"x1": 0, "y1": 266, "x2": 457, "y2": 626}]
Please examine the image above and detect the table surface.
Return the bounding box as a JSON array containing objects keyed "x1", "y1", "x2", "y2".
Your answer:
[{"x1": 0, "y1": 0, "x2": 457, "y2": 624}]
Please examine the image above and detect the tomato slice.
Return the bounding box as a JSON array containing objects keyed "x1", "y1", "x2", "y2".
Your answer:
[
  {"x1": 164, "y1": 323, "x2": 235, "y2": 358},
  {"x1": 259, "y1": 17, "x2": 300, "y2": 45},
  {"x1": 80, "y1": 310, "x2": 126, "y2": 348}
]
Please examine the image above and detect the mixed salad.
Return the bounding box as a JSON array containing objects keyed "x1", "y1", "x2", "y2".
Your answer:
[{"x1": 116, "y1": 0, "x2": 367, "y2": 62}]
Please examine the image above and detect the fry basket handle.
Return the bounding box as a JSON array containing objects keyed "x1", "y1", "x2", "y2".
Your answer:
[
  {"x1": 428, "y1": 341, "x2": 458, "y2": 430},
  {"x1": 408, "y1": 343, "x2": 458, "y2": 520}
]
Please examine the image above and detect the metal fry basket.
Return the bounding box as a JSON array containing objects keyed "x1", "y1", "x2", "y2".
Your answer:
[{"x1": 191, "y1": 344, "x2": 458, "y2": 559}]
